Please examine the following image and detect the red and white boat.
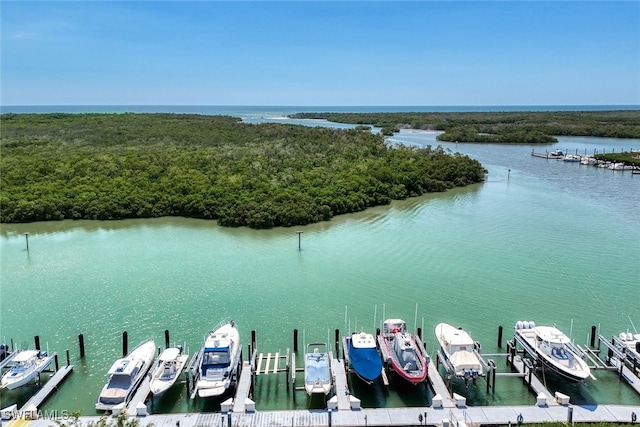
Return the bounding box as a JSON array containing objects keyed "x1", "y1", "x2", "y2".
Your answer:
[{"x1": 379, "y1": 318, "x2": 427, "y2": 384}]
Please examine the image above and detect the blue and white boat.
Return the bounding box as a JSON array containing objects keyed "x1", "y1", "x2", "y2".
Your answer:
[
  {"x1": 347, "y1": 332, "x2": 382, "y2": 384},
  {"x1": 196, "y1": 320, "x2": 241, "y2": 398},
  {"x1": 304, "y1": 342, "x2": 332, "y2": 395}
]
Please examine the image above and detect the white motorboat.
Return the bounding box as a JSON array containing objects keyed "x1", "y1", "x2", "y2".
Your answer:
[
  {"x1": 563, "y1": 154, "x2": 581, "y2": 162},
  {"x1": 0, "y1": 350, "x2": 54, "y2": 390},
  {"x1": 96, "y1": 340, "x2": 156, "y2": 411},
  {"x1": 549, "y1": 149, "x2": 565, "y2": 158},
  {"x1": 196, "y1": 320, "x2": 241, "y2": 398},
  {"x1": 379, "y1": 319, "x2": 427, "y2": 384},
  {"x1": 304, "y1": 342, "x2": 332, "y2": 395},
  {"x1": 149, "y1": 346, "x2": 189, "y2": 395},
  {"x1": 435, "y1": 323, "x2": 483, "y2": 384},
  {"x1": 613, "y1": 331, "x2": 640, "y2": 364},
  {"x1": 514, "y1": 321, "x2": 590, "y2": 383}
]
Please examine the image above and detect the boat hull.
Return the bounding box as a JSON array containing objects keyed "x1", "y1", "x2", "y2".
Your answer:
[{"x1": 0, "y1": 351, "x2": 53, "y2": 390}]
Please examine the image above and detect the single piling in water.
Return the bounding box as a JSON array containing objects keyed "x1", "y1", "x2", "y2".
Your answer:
[
  {"x1": 251, "y1": 330, "x2": 257, "y2": 357},
  {"x1": 66, "y1": 350, "x2": 70, "y2": 366},
  {"x1": 24, "y1": 233, "x2": 30, "y2": 251},
  {"x1": 334, "y1": 329, "x2": 340, "y2": 359},
  {"x1": 34, "y1": 335, "x2": 40, "y2": 351},
  {"x1": 54, "y1": 353, "x2": 59, "y2": 371},
  {"x1": 296, "y1": 231, "x2": 303, "y2": 250},
  {"x1": 590, "y1": 325, "x2": 597, "y2": 348},
  {"x1": 417, "y1": 327, "x2": 422, "y2": 340},
  {"x1": 498, "y1": 325, "x2": 504, "y2": 348},
  {"x1": 78, "y1": 334, "x2": 85, "y2": 358},
  {"x1": 122, "y1": 331, "x2": 128, "y2": 357},
  {"x1": 293, "y1": 329, "x2": 298, "y2": 353},
  {"x1": 165, "y1": 329, "x2": 170, "y2": 349}
]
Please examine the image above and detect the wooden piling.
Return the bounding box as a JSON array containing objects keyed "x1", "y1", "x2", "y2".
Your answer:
[
  {"x1": 34, "y1": 335, "x2": 40, "y2": 351},
  {"x1": 54, "y1": 353, "x2": 59, "y2": 371},
  {"x1": 24, "y1": 233, "x2": 30, "y2": 251},
  {"x1": 590, "y1": 325, "x2": 597, "y2": 348},
  {"x1": 417, "y1": 327, "x2": 422, "y2": 340},
  {"x1": 122, "y1": 331, "x2": 128, "y2": 356},
  {"x1": 498, "y1": 325, "x2": 503, "y2": 348},
  {"x1": 293, "y1": 329, "x2": 298, "y2": 353},
  {"x1": 78, "y1": 334, "x2": 85, "y2": 358},
  {"x1": 165, "y1": 329, "x2": 170, "y2": 349},
  {"x1": 296, "y1": 231, "x2": 303, "y2": 250},
  {"x1": 251, "y1": 330, "x2": 257, "y2": 356},
  {"x1": 66, "y1": 349, "x2": 70, "y2": 366},
  {"x1": 334, "y1": 329, "x2": 340, "y2": 359}
]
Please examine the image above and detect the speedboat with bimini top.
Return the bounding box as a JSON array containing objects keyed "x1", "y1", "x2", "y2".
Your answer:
[
  {"x1": 346, "y1": 332, "x2": 383, "y2": 384},
  {"x1": 514, "y1": 321, "x2": 590, "y2": 383},
  {"x1": 304, "y1": 342, "x2": 332, "y2": 395},
  {"x1": 379, "y1": 319, "x2": 427, "y2": 384},
  {"x1": 196, "y1": 320, "x2": 241, "y2": 398},
  {"x1": 0, "y1": 349, "x2": 54, "y2": 390},
  {"x1": 96, "y1": 340, "x2": 156, "y2": 411},
  {"x1": 149, "y1": 346, "x2": 189, "y2": 395},
  {"x1": 435, "y1": 322, "x2": 484, "y2": 384}
]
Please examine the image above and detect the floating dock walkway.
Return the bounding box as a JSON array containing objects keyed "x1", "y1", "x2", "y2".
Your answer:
[
  {"x1": 13, "y1": 403, "x2": 640, "y2": 427},
  {"x1": 18, "y1": 363, "x2": 74, "y2": 415}
]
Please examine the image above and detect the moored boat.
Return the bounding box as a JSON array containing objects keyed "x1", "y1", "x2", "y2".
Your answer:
[
  {"x1": 196, "y1": 320, "x2": 241, "y2": 398},
  {"x1": 0, "y1": 350, "x2": 54, "y2": 390},
  {"x1": 346, "y1": 332, "x2": 383, "y2": 384},
  {"x1": 563, "y1": 154, "x2": 581, "y2": 162},
  {"x1": 435, "y1": 323, "x2": 484, "y2": 384},
  {"x1": 549, "y1": 149, "x2": 565, "y2": 158},
  {"x1": 96, "y1": 340, "x2": 156, "y2": 411},
  {"x1": 379, "y1": 319, "x2": 427, "y2": 384},
  {"x1": 149, "y1": 346, "x2": 189, "y2": 395},
  {"x1": 514, "y1": 321, "x2": 590, "y2": 383},
  {"x1": 304, "y1": 342, "x2": 332, "y2": 395}
]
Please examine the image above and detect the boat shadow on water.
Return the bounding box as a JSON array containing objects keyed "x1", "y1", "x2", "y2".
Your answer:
[{"x1": 386, "y1": 375, "x2": 433, "y2": 407}]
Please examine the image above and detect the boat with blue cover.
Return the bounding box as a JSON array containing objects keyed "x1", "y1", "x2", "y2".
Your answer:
[{"x1": 347, "y1": 331, "x2": 383, "y2": 384}]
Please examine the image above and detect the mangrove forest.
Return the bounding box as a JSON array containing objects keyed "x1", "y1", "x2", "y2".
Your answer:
[
  {"x1": 288, "y1": 110, "x2": 640, "y2": 142},
  {"x1": 0, "y1": 113, "x2": 486, "y2": 228}
]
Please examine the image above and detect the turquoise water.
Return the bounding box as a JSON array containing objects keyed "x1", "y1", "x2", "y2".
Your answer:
[{"x1": 1, "y1": 110, "x2": 639, "y2": 413}]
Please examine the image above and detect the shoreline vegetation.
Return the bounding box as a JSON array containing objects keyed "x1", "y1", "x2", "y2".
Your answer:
[
  {"x1": 0, "y1": 113, "x2": 486, "y2": 228},
  {"x1": 288, "y1": 110, "x2": 640, "y2": 142}
]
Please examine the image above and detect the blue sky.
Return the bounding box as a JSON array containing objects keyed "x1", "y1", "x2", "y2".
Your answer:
[{"x1": 2, "y1": 1, "x2": 639, "y2": 106}]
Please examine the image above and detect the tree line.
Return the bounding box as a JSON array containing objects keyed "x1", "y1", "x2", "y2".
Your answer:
[
  {"x1": 1, "y1": 113, "x2": 486, "y2": 228},
  {"x1": 289, "y1": 111, "x2": 640, "y2": 142}
]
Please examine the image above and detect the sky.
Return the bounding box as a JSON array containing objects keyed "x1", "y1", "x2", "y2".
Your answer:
[{"x1": 1, "y1": 1, "x2": 639, "y2": 106}]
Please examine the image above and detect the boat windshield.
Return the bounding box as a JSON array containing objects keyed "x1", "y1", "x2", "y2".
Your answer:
[{"x1": 202, "y1": 348, "x2": 230, "y2": 368}]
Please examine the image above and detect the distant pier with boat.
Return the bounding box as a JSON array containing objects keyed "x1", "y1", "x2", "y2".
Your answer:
[{"x1": 531, "y1": 147, "x2": 640, "y2": 173}]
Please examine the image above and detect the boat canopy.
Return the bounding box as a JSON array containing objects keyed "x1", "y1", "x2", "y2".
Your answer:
[
  {"x1": 13, "y1": 351, "x2": 39, "y2": 363},
  {"x1": 352, "y1": 332, "x2": 376, "y2": 349},
  {"x1": 159, "y1": 348, "x2": 181, "y2": 362},
  {"x1": 383, "y1": 319, "x2": 407, "y2": 334}
]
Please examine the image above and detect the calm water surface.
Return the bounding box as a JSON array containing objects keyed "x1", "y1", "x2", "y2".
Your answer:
[{"x1": 1, "y1": 109, "x2": 639, "y2": 413}]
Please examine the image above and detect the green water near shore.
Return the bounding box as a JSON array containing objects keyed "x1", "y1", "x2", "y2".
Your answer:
[{"x1": 1, "y1": 132, "x2": 639, "y2": 413}]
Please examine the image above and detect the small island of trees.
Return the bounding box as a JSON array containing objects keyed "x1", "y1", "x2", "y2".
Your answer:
[{"x1": 0, "y1": 113, "x2": 486, "y2": 228}]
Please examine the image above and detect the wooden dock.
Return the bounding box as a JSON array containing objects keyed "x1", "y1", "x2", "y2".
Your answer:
[
  {"x1": 126, "y1": 376, "x2": 151, "y2": 416},
  {"x1": 18, "y1": 364, "x2": 74, "y2": 413},
  {"x1": 427, "y1": 357, "x2": 455, "y2": 408},
  {"x1": 330, "y1": 353, "x2": 351, "y2": 411},
  {"x1": 232, "y1": 361, "x2": 254, "y2": 412}
]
